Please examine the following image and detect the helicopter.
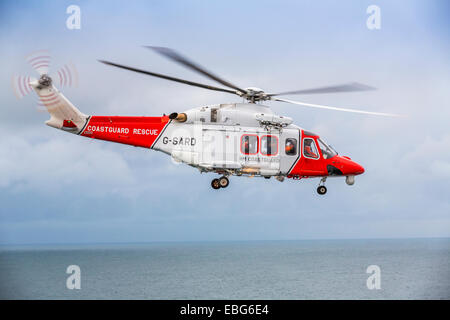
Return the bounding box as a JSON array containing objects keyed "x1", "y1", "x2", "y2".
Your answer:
[{"x1": 21, "y1": 47, "x2": 401, "y2": 194}]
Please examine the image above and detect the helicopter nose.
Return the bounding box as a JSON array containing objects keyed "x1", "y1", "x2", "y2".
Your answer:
[
  {"x1": 338, "y1": 156, "x2": 365, "y2": 175},
  {"x1": 351, "y1": 162, "x2": 365, "y2": 175}
]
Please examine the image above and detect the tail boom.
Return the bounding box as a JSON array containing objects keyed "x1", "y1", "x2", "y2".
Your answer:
[
  {"x1": 31, "y1": 79, "x2": 171, "y2": 149},
  {"x1": 79, "y1": 116, "x2": 171, "y2": 148}
]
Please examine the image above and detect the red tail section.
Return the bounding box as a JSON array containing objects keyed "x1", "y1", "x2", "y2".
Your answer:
[{"x1": 80, "y1": 115, "x2": 170, "y2": 148}]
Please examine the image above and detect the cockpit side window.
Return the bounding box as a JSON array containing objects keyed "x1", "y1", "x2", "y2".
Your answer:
[
  {"x1": 303, "y1": 138, "x2": 319, "y2": 159},
  {"x1": 318, "y1": 138, "x2": 337, "y2": 159}
]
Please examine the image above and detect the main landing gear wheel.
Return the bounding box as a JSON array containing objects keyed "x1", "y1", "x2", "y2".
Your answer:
[
  {"x1": 211, "y1": 176, "x2": 229, "y2": 189},
  {"x1": 317, "y1": 186, "x2": 327, "y2": 195},
  {"x1": 219, "y1": 176, "x2": 229, "y2": 188},
  {"x1": 211, "y1": 179, "x2": 220, "y2": 190}
]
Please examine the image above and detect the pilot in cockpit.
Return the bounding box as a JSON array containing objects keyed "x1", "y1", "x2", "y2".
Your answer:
[{"x1": 304, "y1": 139, "x2": 318, "y2": 158}]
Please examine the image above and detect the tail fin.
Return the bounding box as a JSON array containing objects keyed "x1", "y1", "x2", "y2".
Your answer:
[{"x1": 30, "y1": 77, "x2": 88, "y2": 134}]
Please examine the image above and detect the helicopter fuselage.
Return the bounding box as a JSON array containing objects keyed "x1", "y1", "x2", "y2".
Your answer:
[
  {"x1": 76, "y1": 102, "x2": 365, "y2": 188},
  {"x1": 25, "y1": 45, "x2": 397, "y2": 193}
]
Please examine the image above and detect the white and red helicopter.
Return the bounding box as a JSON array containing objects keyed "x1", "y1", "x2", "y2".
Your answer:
[{"x1": 19, "y1": 47, "x2": 401, "y2": 194}]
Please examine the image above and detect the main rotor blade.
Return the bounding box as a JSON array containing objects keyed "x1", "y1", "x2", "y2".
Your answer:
[
  {"x1": 269, "y1": 82, "x2": 376, "y2": 97},
  {"x1": 99, "y1": 60, "x2": 238, "y2": 94},
  {"x1": 273, "y1": 98, "x2": 404, "y2": 117},
  {"x1": 145, "y1": 46, "x2": 247, "y2": 94}
]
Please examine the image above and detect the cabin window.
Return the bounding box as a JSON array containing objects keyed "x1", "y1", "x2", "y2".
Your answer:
[
  {"x1": 260, "y1": 135, "x2": 278, "y2": 156},
  {"x1": 303, "y1": 138, "x2": 319, "y2": 159},
  {"x1": 211, "y1": 108, "x2": 218, "y2": 122},
  {"x1": 285, "y1": 138, "x2": 297, "y2": 156},
  {"x1": 241, "y1": 134, "x2": 258, "y2": 155}
]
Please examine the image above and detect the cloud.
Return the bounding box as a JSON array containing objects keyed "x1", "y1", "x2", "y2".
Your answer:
[
  {"x1": 0, "y1": 130, "x2": 136, "y2": 197},
  {"x1": 400, "y1": 135, "x2": 450, "y2": 179}
]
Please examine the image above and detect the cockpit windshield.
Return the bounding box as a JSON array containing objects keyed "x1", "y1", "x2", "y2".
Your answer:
[{"x1": 318, "y1": 138, "x2": 338, "y2": 159}]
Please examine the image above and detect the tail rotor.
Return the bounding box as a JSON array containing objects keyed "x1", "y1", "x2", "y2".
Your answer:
[
  {"x1": 26, "y1": 50, "x2": 51, "y2": 76},
  {"x1": 12, "y1": 50, "x2": 78, "y2": 111},
  {"x1": 11, "y1": 75, "x2": 36, "y2": 99},
  {"x1": 55, "y1": 63, "x2": 78, "y2": 88}
]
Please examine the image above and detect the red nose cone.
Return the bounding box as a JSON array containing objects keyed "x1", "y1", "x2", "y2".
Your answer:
[
  {"x1": 337, "y1": 156, "x2": 365, "y2": 175},
  {"x1": 353, "y1": 162, "x2": 365, "y2": 175}
]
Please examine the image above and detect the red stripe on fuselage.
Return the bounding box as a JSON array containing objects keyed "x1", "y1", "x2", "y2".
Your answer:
[{"x1": 80, "y1": 115, "x2": 170, "y2": 148}]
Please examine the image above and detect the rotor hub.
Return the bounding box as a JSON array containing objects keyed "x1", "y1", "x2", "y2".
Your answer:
[
  {"x1": 242, "y1": 87, "x2": 268, "y2": 102},
  {"x1": 38, "y1": 74, "x2": 52, "y2": 87}
]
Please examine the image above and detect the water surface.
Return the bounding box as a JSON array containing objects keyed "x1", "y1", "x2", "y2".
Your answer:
[{"x1": 0, "y1": 239, "x2": 448, "y2": 299}]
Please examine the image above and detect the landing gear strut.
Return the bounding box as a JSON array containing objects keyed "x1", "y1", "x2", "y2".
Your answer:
[
  {"x1": 317, "y1": 177, "x2": 327, "y2": 195},
  {"x1": 211, "y1": 176, "x2": 229, "y2": 189}
]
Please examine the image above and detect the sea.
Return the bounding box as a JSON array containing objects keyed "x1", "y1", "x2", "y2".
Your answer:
[{"x1": 0, "y1": 238, "x2": 449, "y2": 299}]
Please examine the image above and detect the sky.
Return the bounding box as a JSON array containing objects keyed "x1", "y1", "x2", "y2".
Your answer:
[{"x1": 0, "y1": 0, "x2": 449, "y2": 245}]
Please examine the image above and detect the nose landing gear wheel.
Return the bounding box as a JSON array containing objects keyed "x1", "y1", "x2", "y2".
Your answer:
[
  {"x1": 317, "y1": 186, "x2": 327, "y2": 195},
  {"x1": 211, "y1": 179, "x2": 220, "y2": 189},
  {"x1": 219, "y1": 176, "x2": 229, "y2": 188}
]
